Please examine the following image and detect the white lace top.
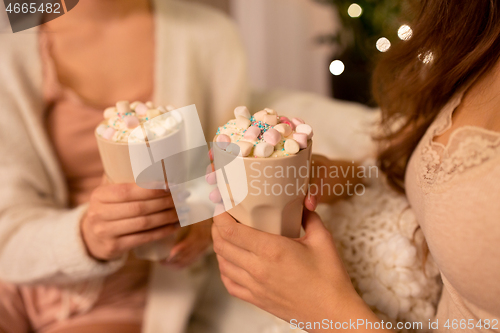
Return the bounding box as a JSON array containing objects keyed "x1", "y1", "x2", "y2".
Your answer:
[{"x1": 406, "y1": 88, "x2": 500, "y2": 332}]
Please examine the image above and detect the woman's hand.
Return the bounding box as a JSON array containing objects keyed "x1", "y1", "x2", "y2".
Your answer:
[
  {"x1": 212, "y1": 209, "x2": 365, "y2": 326},
  {"x1": 81, "y1": 183, "x2": 180, "y2": 261},
  {"x1": 305, "y1": 155, "x2": 364, "y2": 211},
  {"x1": 160, "y1": 218, "x2": 213, "y2": 269}
]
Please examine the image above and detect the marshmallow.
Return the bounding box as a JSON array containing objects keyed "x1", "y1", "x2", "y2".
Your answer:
[
  {"x1": 134, "y1": 103, "x2": 148, "y2": 116},
  {"x1": 291, "y1": 117, "x2": 305, "y2": 127},
  {"x1": 236, "y1": 141, "x2": 254, "y2": 157},
  {"x1": 265, "y1": 108, "x2": 277, "y2": 115},
  {"x1": 279, "y1": 116, "x2": 295, "y2": 130},
  {"x1": 103, "y1": 107, "x2": 117, "y2": 119},
  {"x1": 244, "y1": 126, "x2": 261, "y2": 141},
  {"x1": 296, "y1": 124, "x2": 314, "y2": 139},
  {"x1": 254, "y1": 142, "x2": 274, "y2": 158},
  {"x1": 102, "y1": 127, "x2": 116, "y2": 140},
  {"x1": 234, "y1": 106, "x2": 251, "y2": 119},
  {"x1": 116, "y1": 101, "x2": 131, "y2": 114},
  {"x1": 151, "y1": 125, "x2": 168, "y2": 137},
  {"x1": 96, "y1": 124, "x2": 107, "y2": 136},
  {"x1": 157, "y1": 106, "x2": 167, "y2": 114},
  {"x1": 284, "y1": 139, "x2": 300, "y2": 154},
  {"x1": 235, "y1": 116, "x2": 252, "y2": 129},
  {"x1": 130, "y1": 101, "x2": 141, "y2": 110},
  {"x1": 164, "y1": 116, "x2": 178, "y2": 130},
  {"x1": 146, "y1": 101, "x2": 154, "y2": 108},
  {"x1": 147, "y1": 109, "x2": 161, "y2": 119},
  {"x1": 273, "y1": 123, "x2": 292, "y2": 137},
  {"x1": 293, "y1": 133, "x2": 308, "y2": 149},
  {"x1": 216, "y1": 134, "x2": 231, "y2": 149},
  {"x1": 124, "y1": 116, "x2": 140, "y2": 129},
  {"x1": 253, "y1": 110, "x2": 267, "y2": 122},
  {"x1": 263, "y1": 114, "x2": 278, "y2": 126},
  {"x1": 263, "y1": 128, "x2": 282, "y2": 146}
]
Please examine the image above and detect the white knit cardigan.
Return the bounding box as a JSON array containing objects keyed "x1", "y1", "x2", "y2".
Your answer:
[{"x1": 0, "y1": 0, "x2": 247, "y2": 330}]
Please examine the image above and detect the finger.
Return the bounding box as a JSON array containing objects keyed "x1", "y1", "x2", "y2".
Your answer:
[
  {"x1": 304, "y1": 192, "x2": 318, "y2": 211},
  {"x1": 96, "y1": 196, "x2": 175, "y2": 220},
  {"x1": 209, "y1": 188, "x2": 222, "y2": 203},
  {"x1": 166, "y1": 246, "x2": 206, "y2": 269},
  {"x1": 220, "y1": 268, "x2": 255, "y2": 304},
  {"x1": 116, "y1": 224, "x2": 179, "y2": 251},
  {"x1": 93, "y1": 183, "x2": 169, "y2": 203},
  {"x1": 212, "y1": 222, "x2": 255, "y2": 267},
  {"x1": 213, "y1": 212, "x2": 282, "y2": 255},
  {"x1": 217, "y1": 254, "x2": 256, "y2": 289},
  {"x1": 205, "y1": 171, "x2": 217, "y2": 185},
  {"x1": 107, "y1": 209, "x2": 179, "y2": 236},
  {"x1": 166, "y1": 230, "x2": 196, "y2": 261}
]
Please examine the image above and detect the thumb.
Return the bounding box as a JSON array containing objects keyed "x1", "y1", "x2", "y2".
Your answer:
[{"x1": 302, "y1": 210, "x2": 328, "y2": 240}]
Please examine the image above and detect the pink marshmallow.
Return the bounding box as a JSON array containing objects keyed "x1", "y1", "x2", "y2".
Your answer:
[
  {"x1": 102, "y1": 127, "x2": 116, "y2": 140},
  {"x1": 293, "y1": 133, "x2": 308, "y2": 149},
  {"x1": 216, "y1": 134, "x2": 231, "y2": 149},
  {"x1": 253, "y1": 110, "x2": 267, "y2": 122},
  {"x1": 291, "y1": 117, "x2": 305, "y2": 127},
  {"x1": 135, "y1": 103, "x2": 148, "y2": 116},
  {"x1": 263, "y1": 128, "x2": 282, "y2": 146},
  {"x1": 244, "y1": 126, "x2": 261, "y2": 140},
  {"x1": 124, "y1": 116, "x2": 140, "y2": 129}
]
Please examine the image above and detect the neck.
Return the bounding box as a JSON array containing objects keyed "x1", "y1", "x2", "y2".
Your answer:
[
  {"x1": 48, "y1": 0, "x2": 151, "y2": 26},
  {"x1": 75, "y1": 0, "x2": 151, "y2": 18}
]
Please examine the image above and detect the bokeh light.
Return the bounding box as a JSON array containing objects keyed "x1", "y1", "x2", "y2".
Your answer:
[
  {"x1": 347, "y1": 3, "x2": 363, "y2": 18},
  {"x1": 329, "y1": 60, "x2": 345, "y2": 76},
  {"x1": 376, "y1": 37, "x2": 391, "y2": 52},
  {"x1": 398, "y1": 24, "x2": 413, "y2": 40}
]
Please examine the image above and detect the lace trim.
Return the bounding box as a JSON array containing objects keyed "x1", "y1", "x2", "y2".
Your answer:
[{"x1": 419, "y1": 93, "x2": 500, "y2": 187}]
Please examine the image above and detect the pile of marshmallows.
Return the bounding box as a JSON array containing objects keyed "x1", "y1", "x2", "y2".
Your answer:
[
  {"x1": 216, "y1": 106, "x2": 313, "y2": 158},
  {"x1": 97, "y1": 101, "x2": 175, "y2": 141}
]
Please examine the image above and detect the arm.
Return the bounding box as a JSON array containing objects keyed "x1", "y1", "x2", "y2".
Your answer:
[{"x1": 212, "y1": 210, "x2": 391, "y2": 332}]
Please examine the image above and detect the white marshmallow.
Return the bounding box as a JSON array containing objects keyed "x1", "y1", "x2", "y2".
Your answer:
[
  {"x1": 284, "y1": 139, "x2": 300, "y2": 155},
  {"x1": 164, "y1": 116, "x2": 178, "y2": 130},
  {"x1": 151, "y1": 125, "x2": 168, "y2": 137},
  {"x1": 103, "y1": 107, "x2": 117, "y2": 119},
  {"x1": 116, "y1": 101, "x2": 131, "y2": 114},
  {"x1": 234, "y1": 106, "x2": 251, "y2": 119},
  {"x1": 96, "y1": 124, "x2": 107, "y2": 136},
  {"x1": 146, "y1": 101, "x2": 154, "y2": 108},
  {"x1": 130, "y1": 101, "x2": 141, "y2": 110},
  {"x1": 157, "y1": 106, "x2": 167, "y2": 114},
  {"x1": 265, "y1": 108, "x2": 277, "y2": 115},
  {"x1": 254, "y1": 142, "x2": 274, "y2": 158},
  {"x1": 236, "y1": 141, "x2": 253, "y2": 157},
  {"x1": 263, "y1": 114, "x2": 278, "y2": 126},
  {"x1": 253, "y1": 110, "x2": 267, "y2": 122},
  {"x1": 296, "y1": 124, "x2": 314, "y2": 139},
  {"x1": 273, "y1": 123, "x2": 292, "y2": 137},
  {"x1": 235, "y1": 116, "x2": 252, "y2": 129},
  {"x1": 147, "y1": 109, "x2": 161, "y2": 119}
]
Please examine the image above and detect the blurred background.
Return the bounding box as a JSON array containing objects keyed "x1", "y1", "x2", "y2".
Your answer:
[{"x1": 188, "y1": 0, "x2": 407, "y2": 107}]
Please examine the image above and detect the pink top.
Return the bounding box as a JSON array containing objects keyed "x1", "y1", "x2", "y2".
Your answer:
[{"x1": 406, "y1": 88, "x2": 500, "y2": 332}]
